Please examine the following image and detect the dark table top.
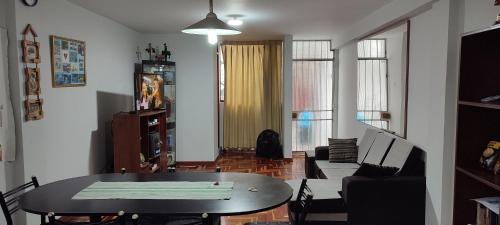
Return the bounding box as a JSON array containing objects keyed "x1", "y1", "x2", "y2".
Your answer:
[{"x1": 19, "y1": 172, "x2": 293, "y2": 216}]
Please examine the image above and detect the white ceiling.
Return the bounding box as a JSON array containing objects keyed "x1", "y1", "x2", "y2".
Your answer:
[{"x1": 68, "y1": 0, "x2": 394, "y2": 41}]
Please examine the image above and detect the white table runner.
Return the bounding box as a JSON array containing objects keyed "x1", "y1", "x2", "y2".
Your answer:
[{"x1": 72, "y1": 181, "x2": 234, "y2": 200}]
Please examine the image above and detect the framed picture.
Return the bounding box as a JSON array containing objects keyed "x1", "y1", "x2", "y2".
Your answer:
[
  {"x1": 135, "y1": 73, "x2": 164, "y2": 110},
  {"x1": 50, "y1": 35, "x2": 86, "y2": 87},
  {"x1": 25, "y1": 67, "x2": 41, "y2": 95},
  {"x1": 25, "y1": 99, "x2": 44, "y2": 121},
  {"x1": 22, "y1": 40, "x2": 40, "y2": 64}
]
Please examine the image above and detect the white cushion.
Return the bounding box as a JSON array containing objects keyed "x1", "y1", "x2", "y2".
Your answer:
[
  {"x1": 357, "y1": 128, "x2": 380, "y2": 164},
  {"x1": 363, "y1": 133, "x2": 394, "y2": 165},
  {"x1": 305, "y1": 150, "x2": 315, "y2": 157},
  {"x1": 321, "y1": 168, "x2": 357, "y2": 179},
  {"x1": 315, "y1": 160, "x2": 360, "y2": 170},
  {"x1": 382, "y1": 138, "x2": 414, "y2": 169},
  {"x1": 285, "y1": 179, "x2": 342, "y2": 200}
]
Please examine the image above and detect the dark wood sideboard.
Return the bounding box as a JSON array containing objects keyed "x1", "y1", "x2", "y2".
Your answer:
[{"x1": 112, "y1": 110, "x2": 168, "y2": 173}]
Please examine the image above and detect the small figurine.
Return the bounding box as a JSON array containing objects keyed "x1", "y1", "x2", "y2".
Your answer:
[
  {"x1": 480, "y1": 141, "x2": 500, "y2": 174},
  {"x1": 145, "y1": 43, "x2": 155, "y2": 60},
  {"x1": 136, "y1": 46, "x2": 142, "y2": 62},
  {"x1": 162, "y1": 43, "x2": 171, "y2": 60}
]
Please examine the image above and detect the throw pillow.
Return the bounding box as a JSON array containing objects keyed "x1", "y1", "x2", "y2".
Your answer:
[
  {"x1": 353, "y1": 163, "x2": 399, "y2": 178},
  {"x1": 328, "y1": 138, "x2": 358, "y2": 163}
]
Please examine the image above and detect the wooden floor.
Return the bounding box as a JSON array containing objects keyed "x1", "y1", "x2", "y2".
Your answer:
[
  {"x1": 177, "y1": 151, "x2": 305, "y2": 225},
  {"x1": 63, "y1": 151, "x2": 305, "y2": 225}
]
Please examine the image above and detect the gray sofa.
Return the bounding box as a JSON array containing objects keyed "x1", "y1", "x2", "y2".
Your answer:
[{"x1": 303, "y1": 128, "x2": 426, "y2": 225}]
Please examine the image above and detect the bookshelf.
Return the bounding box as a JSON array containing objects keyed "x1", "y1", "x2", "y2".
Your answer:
[{"x1": 453, "y1": 25, "x2": 500, "y2": 225}]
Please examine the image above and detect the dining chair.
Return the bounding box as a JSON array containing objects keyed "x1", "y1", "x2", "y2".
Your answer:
[
  {"x1": 243, "y1": 179, "x2": 314, "y2": 225},
  {"x1": 0, "y1": 176, "x2": 44, "y2": 225},
  {"x1": 47, "y1": 211, "x2": 128, "y2": 225},
  {"x1": 139, "y1": 213, "x2": 210, "y2": 225}
]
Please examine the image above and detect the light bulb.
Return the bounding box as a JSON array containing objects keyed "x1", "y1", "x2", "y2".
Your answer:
[
  {"x1": 208, "y1": 29, "x2": 218, "y2": 45},
  {"x1": 228, "y1": 18, "x2": 243, "y2": 26}
]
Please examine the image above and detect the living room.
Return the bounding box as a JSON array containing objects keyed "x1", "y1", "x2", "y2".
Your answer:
[{"x1": 0, "y1": 1, "x2": 499, "y2": 225}]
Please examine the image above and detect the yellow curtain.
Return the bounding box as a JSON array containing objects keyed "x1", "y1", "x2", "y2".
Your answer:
[{"x1": 222, "y1": 41, "x2": 283, "y2": 149}]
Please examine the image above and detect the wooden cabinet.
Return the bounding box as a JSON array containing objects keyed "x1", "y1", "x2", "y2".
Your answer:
[
  {"x1": 112, "y1": 110, "x2": 167, "y2": 173},
  {"x1": 453, "y1": 25, "x2": 500, "y2": 225}
]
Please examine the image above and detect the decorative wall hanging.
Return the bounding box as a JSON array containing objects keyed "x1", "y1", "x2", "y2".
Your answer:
[
  {"x1": 25, "y1": 67, "x2": 41, "y2": 95},
  {"x1": 22, "y1": 24, "x2": 43, "y2": 121},
  {"x1": 25, "y1": 99, "x2": 44, "y2": 121},
  {"x1": 50, "y1": 35, "x2": 86, "y2": 87},
  {"x1": 22, "y1": 25, "x2": 40, "y2": 64}
]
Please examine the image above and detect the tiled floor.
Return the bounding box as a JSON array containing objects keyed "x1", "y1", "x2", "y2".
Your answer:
[{"x1": 176, "y1": 151, "x2": 305, "y2": 225}]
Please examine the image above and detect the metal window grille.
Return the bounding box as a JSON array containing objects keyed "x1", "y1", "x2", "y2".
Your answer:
[
  {"x1": 292, "y1": 40, "x2": 335, "y2": 152},
  {"x1": 357, "y1": 39, "x2": 389, "y2": 129}
]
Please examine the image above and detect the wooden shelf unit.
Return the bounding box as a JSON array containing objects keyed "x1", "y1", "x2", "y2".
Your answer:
[
  {"x1": 112, "y1": 110, "x2": 168, "y2": 173},
  {"x1": 453, "y1": 25, "x2": 500, "y2": 225}
]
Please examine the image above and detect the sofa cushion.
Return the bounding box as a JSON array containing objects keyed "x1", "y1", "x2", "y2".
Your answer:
[
  {"x1": 305, "y1": 150, "x2": 315, "y2": 158},
  {"x1": 357, "y1": 128, "x2": 380, "y2": 164},
  {"x1": 353, "y1": 163, "x2": 399, "y2": 178},
  {"x1": 363, "y1": 133, "x2": 394, "y2": 165},
  {"x1": 286, "y1": 179, "x2": 346, "y2": 214},
  {"x1": 286, "y1": 179, "x2": 342, "y2": 200},
  {"x1": 320, "y1": 168, "x2": 357, "y2": 179},
  {"x1": 316, "y1": 160, "x2": 360, "y2": 170},
  {"x1": 382, "y1": 138, "x2": 414, "y2": 169},
  {"x1": 328, "y1": 138, "x2": 358, "y2": 163},
  {"x1": 315, "y1": 146, "x2": 330, "y2": 160}
]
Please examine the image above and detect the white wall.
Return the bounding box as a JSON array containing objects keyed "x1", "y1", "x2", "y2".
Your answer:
[
  {"x1": 4, "y1": 2, "x2": 139, "y2": 225},
  {"x1": 0, "y1": 0, "x2": 6, "y2": 28},
  {"x1": 282, "y1": 35, "x2": 293, "y2": 158},
  {"x1": 336, "y1": 1, "x2": 500, "y2": 225},
  {"x1": 140, "y1": 34, "x2": 218, "y2": 162},
  {"x1": 336, "y1": 0, "x2": 453, "y2": 225},
  {"x1": 463, "y1": 0, "x2": 500, "y2": 33},
  {"x1": 0, "y1": 26, "x2": 10, "y2": 225}
]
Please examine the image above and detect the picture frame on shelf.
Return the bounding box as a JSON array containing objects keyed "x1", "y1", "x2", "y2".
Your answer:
[
  {"x1": 25, "y1": 99, "x2": 43, "y2": 121},
  {"x1": 25, "y1": 67, "x2": 41, "y2": 95},
  {"x1": 50, "y1": 35, "x2": 86, "y2": 87},
  {"x1": 135, "y1": 73, "x2": 164, "y2": 111}
]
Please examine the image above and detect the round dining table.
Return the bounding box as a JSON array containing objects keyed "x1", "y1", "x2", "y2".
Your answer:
[{"x1": 19, "y1": 172, "x2": 293, "y2": 224}]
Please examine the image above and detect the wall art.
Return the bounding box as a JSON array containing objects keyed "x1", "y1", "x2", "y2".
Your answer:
[
  {"x1": 50, "y1": 35, "x2": 86, "y2": 87},
  {"x1": 22, "y1": 24, "x2": 43, "y2": 121}
]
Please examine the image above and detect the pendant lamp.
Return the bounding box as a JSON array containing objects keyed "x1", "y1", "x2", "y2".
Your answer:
[{"x1": 182, "y1": 0, "x2": 241, "y2": 44}]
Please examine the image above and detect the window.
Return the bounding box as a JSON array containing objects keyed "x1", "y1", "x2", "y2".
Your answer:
[
  {"x1": 357, "y1": 39, "x2": 388, "y2": 129},
  {"x1": 292, "y1": 40, "x2": 335, "y2": 152}
]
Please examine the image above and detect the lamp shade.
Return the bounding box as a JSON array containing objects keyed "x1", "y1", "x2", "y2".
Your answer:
[{"x1": 182, "y1": 12, "x2": 241, "y2": 35}]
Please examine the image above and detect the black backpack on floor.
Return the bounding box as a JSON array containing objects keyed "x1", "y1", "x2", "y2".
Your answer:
[{"x1": 256, "y1": 129, "x2": 283, "y2": 159}]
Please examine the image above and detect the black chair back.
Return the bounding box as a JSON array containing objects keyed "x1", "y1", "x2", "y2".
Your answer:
[
  {"x1": 293, "y1": 179, "x2": 313, "y2": 225},
  {"x1": 0, "y1": 176, "x2": 41, "y2": 225},
  {"x1": 47, "y1": 211, "x2": 126, "y2": 225}
]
